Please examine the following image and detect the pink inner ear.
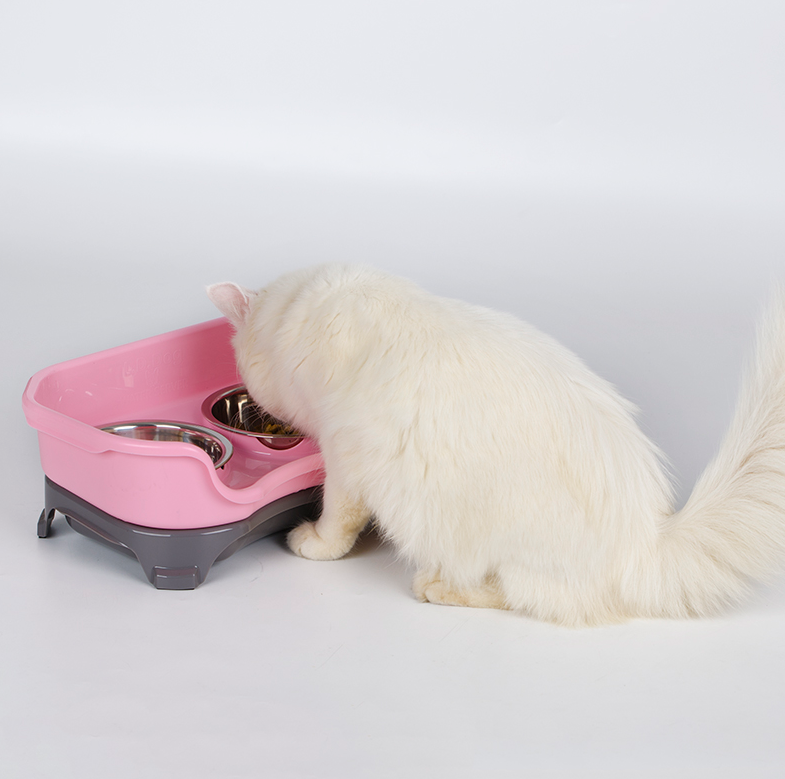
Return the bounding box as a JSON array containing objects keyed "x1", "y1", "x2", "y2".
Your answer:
[{"x1": 207, "y1": 282, "x2": 255, "y2": 327}]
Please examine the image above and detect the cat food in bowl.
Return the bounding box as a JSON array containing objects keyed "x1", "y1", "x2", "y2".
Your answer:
[
  {"x1": 101, "y1": 421, "x2": 233, "y2": 468},
  {"x1": 202, "y1": 385, "x2": 305, "y2": 450}
]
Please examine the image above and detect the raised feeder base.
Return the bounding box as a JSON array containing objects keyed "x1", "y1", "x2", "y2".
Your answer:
[{"x1": 38, "y1": 478, "x2": 321, "y2": 590}]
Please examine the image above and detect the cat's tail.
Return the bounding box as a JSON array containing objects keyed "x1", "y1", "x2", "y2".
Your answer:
[{"x1": 636, "y1": 288, "x2": 785, "y2": 619}]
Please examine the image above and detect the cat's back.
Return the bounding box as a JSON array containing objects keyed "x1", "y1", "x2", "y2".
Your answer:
[{"x1": 292, "y1": 264, "x2": 597, "y2": 394}]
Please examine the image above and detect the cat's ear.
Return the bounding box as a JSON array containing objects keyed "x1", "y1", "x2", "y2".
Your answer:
[{"x1": 206, "y1": 282, "x2": 258, "y2": 328}]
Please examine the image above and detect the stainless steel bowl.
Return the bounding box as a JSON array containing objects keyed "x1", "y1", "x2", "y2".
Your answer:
[
  {"x1": 101, "y1": 421, "x2": 233, "y2": 468},
  {"x1": 202, "y1": 385, "x2": 305, "y2": 450}
]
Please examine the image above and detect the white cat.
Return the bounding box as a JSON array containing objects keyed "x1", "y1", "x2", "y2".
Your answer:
[{"x1": 208, "y1": 265, "x2": 785, "y2": 626}]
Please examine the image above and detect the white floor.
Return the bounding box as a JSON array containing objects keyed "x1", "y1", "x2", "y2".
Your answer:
[{"x1": 3, "y1": 3, "x2": 785, "y2": 776}]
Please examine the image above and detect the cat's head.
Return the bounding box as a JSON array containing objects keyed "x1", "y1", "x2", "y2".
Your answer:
[
  {"x1": 206, "y1": 276, "x2": 319, "y2": 434},
  {"x1": 206, "y1": 281, "x2": 263, "y2": 398},
  {"x1": 206, "y1": 280, "x2": 288, "y2": 421}
]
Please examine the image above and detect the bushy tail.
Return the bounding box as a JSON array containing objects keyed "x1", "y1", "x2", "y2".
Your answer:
[{"x1": 646, "y1": 288, "x2": 785, "y2": 619}]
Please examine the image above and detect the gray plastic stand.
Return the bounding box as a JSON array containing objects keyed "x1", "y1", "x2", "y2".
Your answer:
[{"x1": 38, "y1": 477, "x2": 320, "y2": 589}]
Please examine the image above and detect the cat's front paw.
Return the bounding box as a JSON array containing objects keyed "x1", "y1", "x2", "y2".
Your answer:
[{"x1": 287, "y1": 521, "x2": 353, "y2": 561}]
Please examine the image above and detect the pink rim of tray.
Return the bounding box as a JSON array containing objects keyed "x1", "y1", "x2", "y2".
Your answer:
[{"x1": 22, "y1": 318, "x2": 325, "y2": 529}]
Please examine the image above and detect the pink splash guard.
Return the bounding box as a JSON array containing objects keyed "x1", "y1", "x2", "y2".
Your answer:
[{"x1": 23, "y1": 318, "x2": 325, "y2": 529}]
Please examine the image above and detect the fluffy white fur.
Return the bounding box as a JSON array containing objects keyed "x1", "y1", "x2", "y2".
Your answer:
[{"x1": 208, "y1": 265, "x2": 785, "y2": 626}]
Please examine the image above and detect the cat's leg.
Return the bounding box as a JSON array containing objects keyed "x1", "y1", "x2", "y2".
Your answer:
[
  {"x1": 287, "y1": 478, "x2": 370, "y2": 561},
  {"x1": 412, "y1": 570, "x2": 509, "y2": 610}
]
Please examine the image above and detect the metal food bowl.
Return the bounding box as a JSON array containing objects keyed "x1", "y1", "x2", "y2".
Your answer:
[
  {"x1": 202, "y1": 385, "x2": 305, "y2": 450},
  {"x1": 101, "y1": 421, "x2": 233, "y2": 468}
]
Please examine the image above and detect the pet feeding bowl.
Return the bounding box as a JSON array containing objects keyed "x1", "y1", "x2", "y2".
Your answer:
[
  {"x1": 23, "y1": 317, "x2": 326, "y2": 590},
  {"x1": 101, "y1": 421, "x2": 233, "y2": 469},
  {"x1": 203, "y1": 385, "x2": 305, "y2": 450}
]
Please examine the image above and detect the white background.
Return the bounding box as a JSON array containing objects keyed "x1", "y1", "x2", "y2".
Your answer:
[{"x1": 3, "y1": 2, "x2": 785, "y2": 777}]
